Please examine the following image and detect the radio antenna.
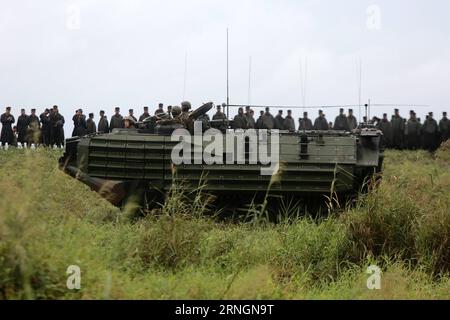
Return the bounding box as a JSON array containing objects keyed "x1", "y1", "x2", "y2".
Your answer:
[
  {"x1": 357, "y1": 59, "x2": 363, "y2": 122},
  {"x1": 226, "y1": 28, "x2": 230, "y2": 119},
  {"x1": 299, "y1": 56, "x2": 308, "y2": 112},
  {"x1": 247, "y1": 56, "x2": 252, "y2": 105},
  {"x1": 182, "y1": 51, "x2": 188, "y2": 101},
  {"x1": 304, "y1": 57, "x2": 307, "y2": 109}
]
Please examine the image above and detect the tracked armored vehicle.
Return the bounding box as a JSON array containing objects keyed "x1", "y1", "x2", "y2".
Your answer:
[{"x1": 59, "y1": 103, "x2": 383, "y2": 209}]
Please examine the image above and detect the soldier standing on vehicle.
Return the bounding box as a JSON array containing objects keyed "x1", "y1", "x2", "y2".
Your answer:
[
  {"x1": 110, "y1": 107, "x2": 124, "y2": 131},
  {"x1": 167, "y1": 106, "x2": 173, "y2": 119},
  {"x1": 213, "y1": 104, "x2": 226, "y2": 121},
  {"x1": 255, "y1": 110, "x2": 264, "y2": 129},
  {"x1": 154, "y1": 103, "x2": 164, "y2": 116},
  {"x1": 17, "y1": 108, "x2": 29, "y2": 146},
  {"x1": 247, "y1": 109, "x2": 256, "y2": 129},
  {"x1": 139, "y1": 106, "x2": 150, "y2": 121},
  {"x1": 423, "y1": 112, "x2": 439, "y2": 152},
  {"x1": 87, "y1": 113, "x2": 96, "y2": 134},
  {"x1": 259, "y1": 107, "x2": 275, "y2": 130},
  {"x1": 233, "y1": 107, "x2": 248, "y2": 129},
  {"x1": 299, "y1": 112, "x2": 313, "y2": 130},
  {"x1": 179, "y1": 102, "x2": 193, "y2": 131},
  {"x1": 334, "y1": 108, "x2": 350, "y2": 131},
  {"x1": 274, "y1": 110, "x2": 284, "y2": 130},
  {"x1": 244, "y1": 106, "x2": 256, "y2": 129},
  {"x1": 244, "y1": 106, "x2": 251, "y2": 119},
  {"x1": 439, "y1": 112, "x2": 448, "y2": 143},
  {"x1": 97, "y1": 110, "x2": 109, "y2": 133},
  {"x1": 283, "y1": 110, "x2": 295, "y2": 131},
  {"x1": 212, "y1": 104, "x2": 228, "y2": 131},
  {"x1": 1, "y1": 107, "x2": 15, "y2": 147},
  {"x1": 40, "y1": 108, "x2": 51, "y2": 147},
  {"x1": 128, "y1": 109, "x2": 137, "y2": 122},
  {"x1": 347, "y1": 109, "x2": 358, "y2": 130},
  {"x1": 313, "y1": 110, "x2": 329, "y2": 130}
]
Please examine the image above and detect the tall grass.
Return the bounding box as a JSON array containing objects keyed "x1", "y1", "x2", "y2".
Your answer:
[
  {"x1": 0, "y1": 145, "x2": 449, "y2": 299},
  {"x1": 344, "y1": 143, "x2": 450, "y2": 275}
]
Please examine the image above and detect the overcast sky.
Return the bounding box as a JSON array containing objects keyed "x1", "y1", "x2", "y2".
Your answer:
[{"x1": 1, "y1": 0, "x2": 449, "y2": 134}]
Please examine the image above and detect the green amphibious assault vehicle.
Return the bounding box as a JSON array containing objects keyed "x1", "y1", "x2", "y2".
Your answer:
[{"x1": 59, "y1": 103, "x2": 384, "y2": 209}]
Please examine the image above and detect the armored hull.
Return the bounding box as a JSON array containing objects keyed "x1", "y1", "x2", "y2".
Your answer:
[{"x1": 59, "y1": 126, "x2": 383, "y2": 208}]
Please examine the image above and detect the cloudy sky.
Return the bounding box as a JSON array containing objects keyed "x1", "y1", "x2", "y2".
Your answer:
[{"x1": 1, "y1": 0, "x2": 449, "y2": 134}]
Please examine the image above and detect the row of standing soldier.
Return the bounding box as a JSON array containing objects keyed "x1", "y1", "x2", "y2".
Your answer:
[
  {"x1": 374, "y1": 109, "x2": 447, "y2": 152},
  {"x1": 228, "y1": 106, "x2": 357, "y2": 132},
  {"x1": 0, "y1": 105, "x2": 65, "y2": 148},
  {"x1": 0, "y1": 103, "x2": 176, "y2": 147},
  {"x1": 70, "y1": 103, "x2": 174, "y2": 137},
  {"x1": 226, "y1": 106, "x2": 448, "y2": 152},
  {"x1": 1, "y1": 104, "x2": 449, "y2": 152}
]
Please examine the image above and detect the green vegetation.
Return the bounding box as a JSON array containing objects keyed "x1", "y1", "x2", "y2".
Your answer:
[{"x1": 0, "y1": 145, "x2": 449, "y2": 299}]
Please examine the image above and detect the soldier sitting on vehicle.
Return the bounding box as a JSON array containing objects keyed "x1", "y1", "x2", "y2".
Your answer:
[
  {"x1": 179, "y1": 101, "x2": 194, "y2": 132},
  {"x1": 156, "y1": 106, "x2": 182, "y2": 126},
  {"x1": 123, "y1": 115, "x2": 136, "y2": 129}
]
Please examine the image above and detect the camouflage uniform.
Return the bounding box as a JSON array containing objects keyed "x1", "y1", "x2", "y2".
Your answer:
[
  {"x1": 98, "y1": 116, "x2": 109, "y2": 133},
  {"x1": 347, "y1": 115, "x2": 358, "y2": 130},
  {"x1": 87, "y1": 117, "x2": 96, "y2": 134},
  {"x1": 313, "y1": 116, "x2": 329, "y2": 130},
  {"x1": 259, "y1": 113, "x2": 275, "y2": 130},
  {"x1": 274, "y1": 113, "x2": 284, "y2": 130},
  {"x1": 299, "y1": 117, "x2": 313, "y2": 130},
  {"x1": 283, "y1": 115, "x2": 296, "y2": 131},
  {"x1": 212, "y1": 110, "x2": 226, "y2": 121},
  {"x1": 246, "y1": 113, "x2": 256, "y2": 129},
  {"x1": 333, "y1": 114, "x2": 350, "y2": 131},
  {"x1": 110, "y1": 114, "x2": 124, "y2": 131},
  {"x1": 157, "y1": 106, "x2": 183, "y2": 126},
  {"x1": 233, "y1": 113, "x2": 248, "y2": 129}
]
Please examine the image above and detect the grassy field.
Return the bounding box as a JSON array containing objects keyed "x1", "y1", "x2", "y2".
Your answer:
[{"x1": 0, "y1": 144, "x2": 449, "y2": 299}]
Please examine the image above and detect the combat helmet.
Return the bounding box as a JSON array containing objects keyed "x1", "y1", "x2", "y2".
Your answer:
[
  {"x1": 181, "y1": 101, "x2": 191, "y2": 111},
  {"x1": 171, "y1": 106, "x2": 182, "y2": 117}
]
